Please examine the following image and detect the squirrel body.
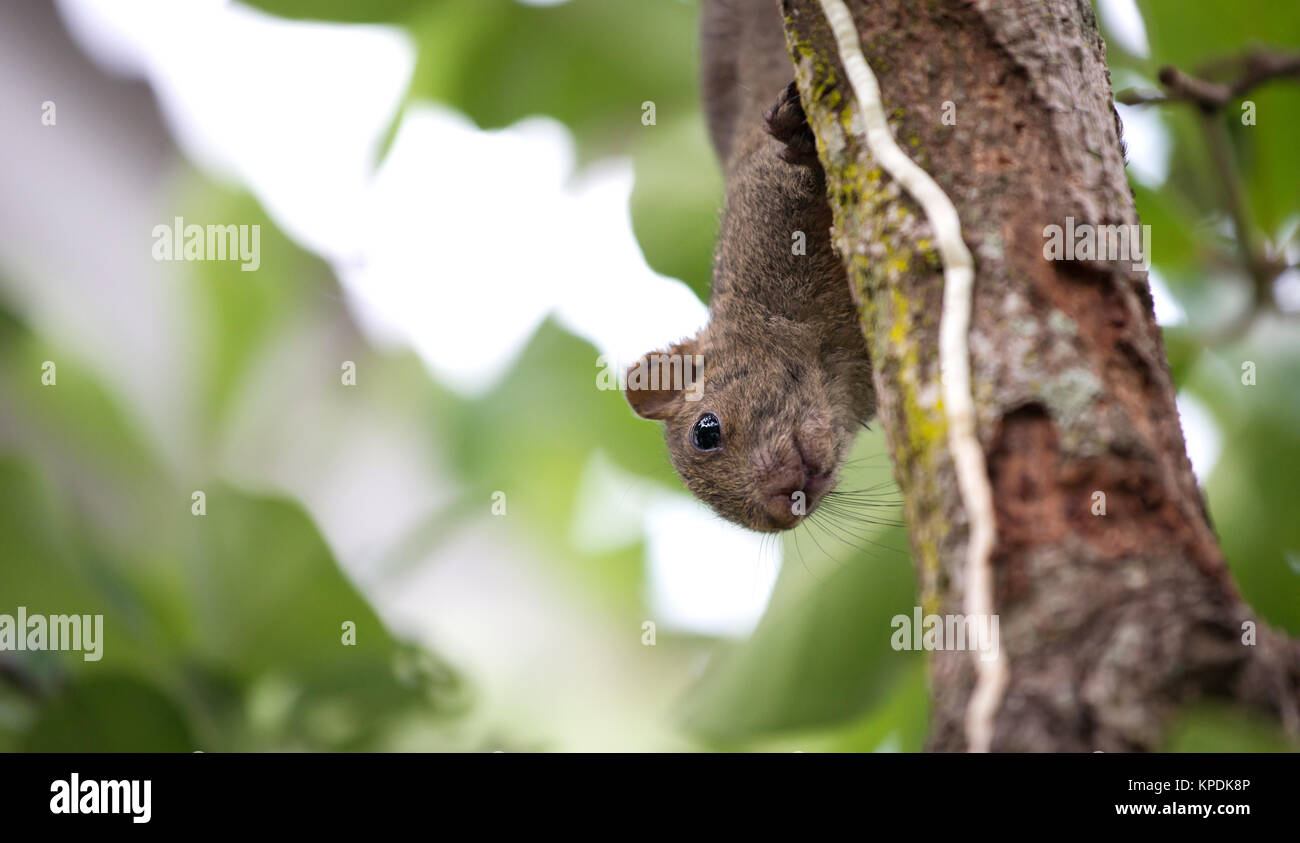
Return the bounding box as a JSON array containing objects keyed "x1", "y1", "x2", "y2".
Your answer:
[{"x1": 627, "y1": 0, "x2": 875, "y2": 532}]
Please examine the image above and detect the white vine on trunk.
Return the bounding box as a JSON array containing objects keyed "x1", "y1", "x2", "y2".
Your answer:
[{"x1": 815, "y1": 0, "x2": 1006, "y2": 752}]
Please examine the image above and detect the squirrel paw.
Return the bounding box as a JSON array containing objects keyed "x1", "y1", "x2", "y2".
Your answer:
[{"x1": 763, "y1": 80, "x2": 818, "y2": 167}]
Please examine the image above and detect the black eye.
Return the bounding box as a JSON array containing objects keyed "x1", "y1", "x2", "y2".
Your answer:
[{"x1": 691, "y1": 413, "x2": 723, "y2": 451}]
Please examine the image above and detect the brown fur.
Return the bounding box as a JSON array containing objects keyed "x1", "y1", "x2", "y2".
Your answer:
[{"x1": 626, "y1": 0, "x2": 875, "y2": 532}]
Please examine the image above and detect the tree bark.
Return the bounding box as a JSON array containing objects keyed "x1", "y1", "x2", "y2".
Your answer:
[{"x1": 781, "y1": 0, "x2": 1300, "y2": 751}]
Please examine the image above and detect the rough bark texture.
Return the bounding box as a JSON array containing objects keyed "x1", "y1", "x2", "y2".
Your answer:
[{"x1": 781, "y1": 0, "x2": 1300, "y2": 751}]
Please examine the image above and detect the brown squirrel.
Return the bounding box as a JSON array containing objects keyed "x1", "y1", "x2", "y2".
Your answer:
[{"x1": 625, "y1": 0, "x2": 875, "y2": 532}]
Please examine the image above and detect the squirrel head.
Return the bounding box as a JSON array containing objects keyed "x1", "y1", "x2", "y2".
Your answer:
[{"x1": 626, "y1": 319, "x2": 866, "y2": 532}]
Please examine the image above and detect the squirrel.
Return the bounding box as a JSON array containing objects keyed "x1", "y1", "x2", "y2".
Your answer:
[{"x1": 625, "y1": 0, "x2": 876, "y2": 532}]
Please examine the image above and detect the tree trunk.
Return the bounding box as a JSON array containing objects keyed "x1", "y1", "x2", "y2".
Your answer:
[{"x1": 781, "y1": 0, "x2": 1300, "y2": 751}]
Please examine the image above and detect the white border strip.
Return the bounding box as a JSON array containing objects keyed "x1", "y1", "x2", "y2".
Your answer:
[{"x1": 815, "y1": 0, "x2": 1006, "y2": 752}]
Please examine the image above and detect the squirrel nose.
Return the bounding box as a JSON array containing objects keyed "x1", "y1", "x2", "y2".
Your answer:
[
  {"x1": 763, "y1": 459, "x2": 831, "y2": 517},
  {"x1": 792, "y1": 433, "x2": 833, "y2": 497},
  {"x1": 763, "y1": 489, "x2": 803, "y2": 529},
  {"x1": 759, "y1": 461, "x2": 805, "y2": 527},
  {"x1": 758, "y1": 439, "x2": 835, "y2": 529},
  {"x1": 774, "y1": 468, "x2": 831, "y2": 503},
  {"x1": 768, "y1": 459, "x2": 807, "y2": 500}
]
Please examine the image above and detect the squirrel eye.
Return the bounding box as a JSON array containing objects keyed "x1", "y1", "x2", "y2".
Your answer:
[{"x1": 690, "y1": 413, "x2": 723, "y2": 452}]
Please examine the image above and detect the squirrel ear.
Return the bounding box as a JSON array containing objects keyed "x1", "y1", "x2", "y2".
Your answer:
[{"x1": 625, "y1": 341, "x2": 701, "y2": 421}]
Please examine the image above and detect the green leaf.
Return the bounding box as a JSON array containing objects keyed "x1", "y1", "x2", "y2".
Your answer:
[
  {"x1": 1134, "y1": 0, "x2": 1300, "y2": 235},
  {"x1": 1188, "y1": 344, "x2": 1300, "y2": 636},
  {"x1": 680, "y1": 432, "x2": 919, "y2": 743},
  {"x1": 680, "y1": 533, "x2": 919, "y2": 742},
  {"x1": 1137, "y1": 0, "x2": 1300, "y2": 72},
  {"x1": 401, "y1": 0, "x2": 699, "y2": 159},
  {"x1": 21, "y1": 675, "x2": 196, "y2": 752},
  {"x1": 0, "y1": 297, "x2": 463, "y2": 749},
  {"x1": 182, "y1": 184, "x2": 337, "y2": 436},
  {"x1": 238, "y1": 0, "x2": 426, "y2": 23},
  {"x1": 1164, "y1": 700, "x2": 1299, "y2": 752},
  {"x1": 629, "y1": 113, "x2": 722, "y2": 300}
]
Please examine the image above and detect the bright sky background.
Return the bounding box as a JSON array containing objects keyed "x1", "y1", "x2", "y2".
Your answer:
[{"x1": 55, "y1": 0, "x2": 1214, "y2": 636}]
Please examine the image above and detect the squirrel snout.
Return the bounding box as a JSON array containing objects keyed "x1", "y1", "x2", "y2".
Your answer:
[{"x1": 757, "y1": 448, "x2": 834, "y2": 529}]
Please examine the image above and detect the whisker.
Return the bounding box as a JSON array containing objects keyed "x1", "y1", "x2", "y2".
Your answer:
[
  {"x1": 841, "y1": 455, "x2": 893, "y2": 465},
  {"x1": 825, "y1": 495, "x2": 903, "y2": 508},
  {"x1": 831, "y1": 479, "x2": 899, "y2": 493},
  {"x1": 791, "y1": 523, "x2": 814, "y2": 580},
  {"x1": 820, "y1": 495, "x2": 905, "y2": 515},
  {"x1": 816, "y1": 500, "x2": 907, "y2": 528},
  {"x1": 818, "y1": 498, "x2": 907, "y2": 527},
  {"x1": 809, "y1": 509, "x2": 909, "y2": 558},
  {"x1": 798, "y1": 519, "x2": 835, "y2": 576},
  {"x1": 805, "y1": 512, "x2": 860, "y2": 563},
  {"x1": 824, "y1": 495, "x2": 904, "y2": 508}
]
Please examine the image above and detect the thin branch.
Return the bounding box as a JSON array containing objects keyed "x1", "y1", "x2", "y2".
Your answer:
[
  {"x1": 1198, "y1": 110, "x2": 1283, "y2": 305},
  {"x1": 1116, "y1": 49, "x2": 1300, "y2": 109},
  {"x1": 1116, "y1": 49, "x2": 1298, "y2": 341}
]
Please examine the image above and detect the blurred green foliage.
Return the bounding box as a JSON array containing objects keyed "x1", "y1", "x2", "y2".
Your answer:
[
  {"x1": 1, "y1": 0, "x2": 1297, "y2": 752},
  {"x1": 0, "y1": 342, "x2": 465, "y2": 751}
]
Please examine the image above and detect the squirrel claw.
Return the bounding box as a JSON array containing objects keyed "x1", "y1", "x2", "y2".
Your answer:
[{"x1": 764, "y1": 80, "x2": 819, "y2": 167}]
